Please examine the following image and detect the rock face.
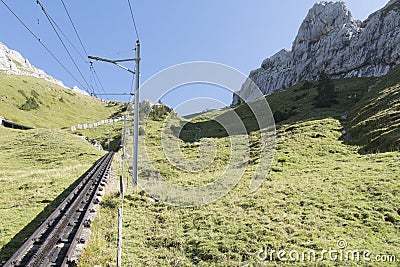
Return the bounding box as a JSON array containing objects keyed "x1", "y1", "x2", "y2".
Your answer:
[
  {"x1": 0, "y1": 42, "x2": 88, "y2": 96},
  {"x1": 233, "y1": 0, "x2": 400, "y2": 105}
]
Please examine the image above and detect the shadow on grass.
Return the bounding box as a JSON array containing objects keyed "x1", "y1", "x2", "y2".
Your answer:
[
  {"x1": 176, "y1": 93, "x2": 399, "y2": 154},
  {"x1": 100, "y1": 136, "x2": 121, "y2": 152},
  {"x1": 177, "y1": 103, "x2": 262, "y2": 142},
  {"x1": 0, "y1": 157, "x2": 102, "y2": 264}
]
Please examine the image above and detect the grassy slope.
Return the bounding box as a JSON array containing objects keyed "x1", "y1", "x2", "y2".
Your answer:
[
  {"x1": 80, "y1": 71, "x2": 400, "y2": 266},
  {"x1": 0, "y1": 127, "x2": 105, "y2": 262},
  {"x1": 0, "y1": 75, "x2": 124, "y2": 261},
  {"x1": 265, "y1": 77, "x2": 376, "y2": 124},
  {"x1": 0, "y1": 74, "x2": 122, "y2": 128},
  {"x1": 74, "y1": 120, "x2": 124, "y2": 152},
  {"x1": 81, "y1": 119, "x2": 400, "y2": 267},
  {"x1": 347, "y1": 65, "x2": 400, "y2": 152}
]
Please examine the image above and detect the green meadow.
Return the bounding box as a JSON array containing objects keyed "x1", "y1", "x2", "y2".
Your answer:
[
  {"x1": 0, "y1": 66, "x2": 399, "y2": 266},
  {"x1": 79, "y1": 67, "x2": 400, "y2": 266},
  {"x1": 0, "y1": 75, "x2": 122, "y2": 262}
]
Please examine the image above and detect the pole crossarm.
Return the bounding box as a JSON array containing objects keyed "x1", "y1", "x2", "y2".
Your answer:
[
  {"x1": 88, "y1": 55, "x2": 136, "y2": 74},
  {"x1": 88, "y1": 40, "x2": 140, "y2": 190},
  {"x1": 88, "y1": 56, "x2": 137, "y2": 63},
  {"x1": 113, "y1": 58, "x2": 137, "y2": 63}
]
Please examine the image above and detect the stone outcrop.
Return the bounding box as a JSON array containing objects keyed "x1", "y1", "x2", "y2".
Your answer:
[
  {"x1": 233, "y1": 0, "x2": 400, "y2": 105},
  {"x1": 0, "y1": 41, "x2": 88, "y2": 95}
]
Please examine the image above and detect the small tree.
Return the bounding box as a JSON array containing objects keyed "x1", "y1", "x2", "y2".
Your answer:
[
  {"x1": 314, "y1": 72, "x2": 337, "y2": 108},
  {"x1": 19, "y1": 97, "x2": 39, "y2": 111},
  {"x1": 149, "y1": 104, "x2": 170, "y2": 121}
]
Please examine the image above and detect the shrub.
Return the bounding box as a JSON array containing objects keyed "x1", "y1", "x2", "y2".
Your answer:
[
  {"x1": 149, "y1": 104, "x2": 171, "y2": 121},
  {"x1": 101, "y1": 195, "x2": 119, "y2": 209},
  {"x1": 314, "y1": 72, "x2": 337, "y2": 108},
  {"x1": 19, "y1": 97, "x2": 39, "y2": 111}
]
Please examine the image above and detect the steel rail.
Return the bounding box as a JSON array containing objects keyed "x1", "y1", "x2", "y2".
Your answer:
[{"x1": 3, "y1": 152, "x2": 114, "y2": 267}]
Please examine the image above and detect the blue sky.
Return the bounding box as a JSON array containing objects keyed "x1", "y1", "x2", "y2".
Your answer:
[{"x1": 0, "y1": 0, "x2": 389, "y2": 115}]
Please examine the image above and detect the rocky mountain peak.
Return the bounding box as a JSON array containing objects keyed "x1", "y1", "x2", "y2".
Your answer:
[
  {"x1": 233, "y1": 0, "x2": 400, "y2": 105},
  {"x1": 293, "y1": 1, "x2": 355, "y2": 44},
  {"x1": 0, "y1": 42, "x2": 88, "y2": 96},
  {"x1": 384, "y1": 0, "x2": 399, "y2": 8}
]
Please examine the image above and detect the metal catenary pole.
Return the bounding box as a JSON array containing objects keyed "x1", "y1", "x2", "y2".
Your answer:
[
  {"x1": 88, "y1": 40, "x2": 140, "y2": 190},
  {"x1": 132, "y1": 40, "x2": 140, "y2": 188}
]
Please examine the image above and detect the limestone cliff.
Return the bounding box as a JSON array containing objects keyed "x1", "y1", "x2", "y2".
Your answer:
[{"x1": 233, "y1": 0, "x2": 400, "y2": 105}]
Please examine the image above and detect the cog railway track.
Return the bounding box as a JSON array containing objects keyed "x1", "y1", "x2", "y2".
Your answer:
[{"x1": 3, "y1": 152, "x2": 114, "y2": 267}]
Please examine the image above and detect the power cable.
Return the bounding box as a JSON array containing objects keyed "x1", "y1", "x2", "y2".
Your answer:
[
  {"x1": 127, "y1": 0, "x2": 139, "y2": 40},
  {"x1": 60, "y1": 0, "x2": 103, "y2": 97},
  {"x1": 47, "y1": 15, "x2": 86, "y2": 61},
  {"x1": 0, "y1": 0, "x2": 86, "y2": 90},
  {"x1": 60, "y1": 0, "x2": 88, "y2": 55},
  {"x1": 36, "y1": 0, "x2": 92, "y2": 93},
  {"x1": 92, "y1": 67, "x2": 108, "y2": 96}
]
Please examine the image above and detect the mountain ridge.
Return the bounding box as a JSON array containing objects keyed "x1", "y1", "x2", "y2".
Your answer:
[
  {"x1": 0, "y1": 41, "x2": 89, "y2": 96},
  {"x1": 233, "y1": 0, "x2": 400, "y2": 105}
]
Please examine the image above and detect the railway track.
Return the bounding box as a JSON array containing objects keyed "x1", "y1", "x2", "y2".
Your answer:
[{"x1": 3, "y1": 152, "x2": 114, "y2": 267}]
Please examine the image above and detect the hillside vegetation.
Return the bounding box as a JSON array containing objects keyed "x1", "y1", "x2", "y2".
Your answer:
[
  {"x1": 79, "y1": 67, "x2": 400, "y2": 266},
  {"x1": 81, "y1": 120, "x2": 400, "y2": 266},
  {"x1": 0, "y1": 74, "x2": 122, "y2": 128},
  {"x1": 348, "y1": 65, "x2": 400, "y2": 152},
  {"x1": 0, "y1": 74, "x2": 125, "y2": 262},
  {"x1": 0, "y1": 127, "x2": 105, "y2": 262}
]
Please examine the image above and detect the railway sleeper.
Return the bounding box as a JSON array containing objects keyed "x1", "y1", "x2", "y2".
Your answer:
[
  {"x1": 94, "y1": 196, "x2": 102, "y2": 204},
  {"x1": 83, "y1": 219, "x2": 92, "y2": 227},
  {"x1": 66, "y1": 257, "x2": 79, "y2": 267},
  {"x1": 78, "y1": 236, "x2": 86, "y2": 244}
]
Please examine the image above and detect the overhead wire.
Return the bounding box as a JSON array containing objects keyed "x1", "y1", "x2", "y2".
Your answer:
[
  {"x1": 47, "y1": 15, "x2": 86, "y2": 61},
  {"x1": 2, "y1": 0, "x2": 136, "y2": 104},
  {"x1": 89, "y1": 62, "x2": 100, "y2": 97},
  {"x1": 0, "y1": 0, "x2": 88, "y2": 90},
  {"x1": 126, "y1": 0, "x2": 139, "y2": 117},
  {"x1": 92, "y1": 67, "x2": 107, "y2": 94},
  {"x1": 60, "y1": 0, "x2": 88, "y2": 55},
  {"x1": 36, "y1": 0, "x2": 92, "y2": 94},
  {"x1": 60, "y1": 0, "x2": 106, "y2": 97},
  {"x1": 127, "y1": 0, "x2": 140, "y2": 40}
]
